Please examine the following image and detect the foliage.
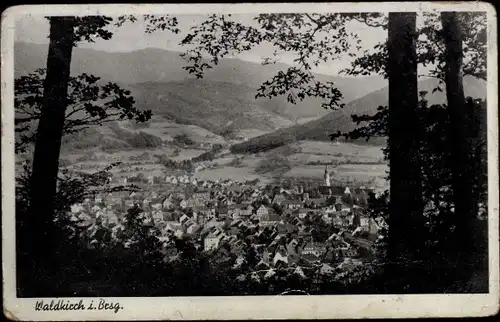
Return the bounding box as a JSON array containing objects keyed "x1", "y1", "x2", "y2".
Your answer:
[
  {"x1": 230, "y1": 130, "x2": 296, "y2": 154},
  {"x1": 191, "y1": 145, "x2": 224, "y2": 162},
  {"x1": 174, "y1": 11, "x2": 489, "y2": 292},
  {"x1": 158, "y1": 156, "x2": 195, "y2": 173},
  {"x1": 180, "y1": 13, "x2": 383, "y2": 110},
  {"x1": 16, "y1": 161, "x2": 138, "y2": 242},
  {"x1": 255, "y1": 153, "x2": 292, "y2": 174},
  {"x1": 173, "y1": 133, "x2": 195, "y2": 146},
  {"x1": 115, "y1": 15, "x2": 180, "y2": 34},
  {"x1": 16, "y1": 14, "x2": 181, "y2": 153},
  {"x1": 15, "y1": 69, "x2": 151, "y2": 153},
  {"x1": 125, "y1": 131, "x2": 163, "y2": 148},
  {"x1": 220, "y1": 127, "x2": 238, "y2": 139},
  {"x1": 334, "y1": 94, "x2": 487, "y2": 249},
  {"x1": 229, "y1": 157, "x2": 244, "y2": 167},
  {"x1": 342, "y1": 12, "x2": 487, "y2": 81}
]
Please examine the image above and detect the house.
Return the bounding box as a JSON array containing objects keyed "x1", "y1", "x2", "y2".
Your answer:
[
  {"x1": 151, "y1": 203, "x2": 163, "y2": 211},
  {"x1": 229, "y1": 204, "x2": 253, "y2": 219},
  {"x1": 162, "y1": 211, "x2": 177, "y2": 222},
  {"x1": 203, "y1": 231, "x2": 222, "y2": 251},
  {"x1": 179, "y1": 214, "x2": 192, "y2": 226},
  {"x1": 360, "y1": 217, "x2": 370, "y2": 231},
  {"x1": 297, "y1": 208, "x2": 308, "y2": 218},
  {"x1": 332, "y1": 216, "x2": 344, "y2": 227},
  {"x1": 319, "y1": 263, "x2": 335, "y2": 276},
  {"x1": 216, "y1": 206, "x2": 229, "y2": 218},
  {"x1": 260, "y1": 211, "x2": 280, "y2": 226},
  {"x1": 241, "y1": 197, "x2": 252, "y2": 206},
  {"x1": 152, "y1": 211, "x2": 164, "y2": 223},
  {"x1": 293, "y1": 266, "x2": 307, "y2": 279},
  {"x1": 91, "y1": 205, "x2": 102, "y2": 214},
  {"x1": 263, "y1": 268, "x2": 276, "y2": 280},
  {"x1": 273, "y1": 249, "x2": 289, "y2": 268},
  {"x1": 290, "y1": 216, "x2": 302, "y2": 226},
  {"x1": 341, "y1": 247, "x2": 359, "y2": 258},
  {"x1": 301, "y1": 242, "x2": 326, "y2": 257},
  {"x1": 283, "y1": 199, "x2": 303, "y2": 210},
  {"x1": 319, "y1": 185, "x2": 344, "y2": 196},
  {"x1": 261, "y1": 194, "x2": 271, "y2": 205},
  {"x1": 165, "y1": 222, "x2": 182, "y2": 233},
  {"x1": 241, "y1": 205, "x2": 253, "y2": 216},
  {"x1": 107, "y1": 213, "x2": 119, "y2": 225},
  {"x1": 305, "y1": 198, "x2": 327, "y2": 208},
  {"x1": 162, "y1": 198, "x2": 174, "y2": 210},
  {"x1": 272, "y1": 194, "x2": 286, "y2": 205},
  {"x1": 186, "y1": 197, "x2": 199, "y2": 208},
  {"x1": 186, "y1": 222, "x2": 199, "y2": 235},
  {"x1": 287, "y1": 239, "x2": 300, "y2": 254},
  {"x1": 193, "y1": 190, "x2": 211, "y2": 202},
  {"x1": 179, "y1": 199, "x2": 188, "y2": 209},
  {"x1": 256, "y1": 205, "x2": 269, "y2": 217},
  {"x1": 255, "y1": 259, "x2": 270, "y2": 271}
]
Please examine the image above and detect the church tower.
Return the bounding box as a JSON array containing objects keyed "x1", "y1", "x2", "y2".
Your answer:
[{"x1": 324, "y1": 166, "x2": 331, "y2": 187}]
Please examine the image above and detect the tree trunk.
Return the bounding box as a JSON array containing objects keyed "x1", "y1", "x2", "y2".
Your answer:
[
  {"x1": 26, "y1": 17, "x2": 74, "y2": 271},
  {"x1": 441, "y1": 12, "x2": 475, "y2": 255},
  {"x1": 387, "y1": 13, "x2": 424, "y2": 266}
]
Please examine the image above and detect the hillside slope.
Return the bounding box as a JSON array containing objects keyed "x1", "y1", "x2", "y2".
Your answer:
[
  {"x1": 232, "y1": 76, "x2": 487, "y2": 153},
  {"x1": 15, "y1": 42, "x2": 385, "y2": 123},
  {"x1": 128, "y1": 79, "x2": 295, "y2": 136}
]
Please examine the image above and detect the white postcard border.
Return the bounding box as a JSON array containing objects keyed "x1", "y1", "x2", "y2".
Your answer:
[{"x1": 2, "y1": 2, "x2": 499, "y2": 320}]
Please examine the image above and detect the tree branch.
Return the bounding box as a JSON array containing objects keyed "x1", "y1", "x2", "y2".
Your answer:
[{"x1": 352, "y1": 16, "x2": 386, "y2": 28}]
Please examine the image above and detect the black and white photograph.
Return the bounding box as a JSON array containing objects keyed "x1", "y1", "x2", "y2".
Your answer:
[{"x1": 2, "y1": 2, "x2": 499, "y2": 320}]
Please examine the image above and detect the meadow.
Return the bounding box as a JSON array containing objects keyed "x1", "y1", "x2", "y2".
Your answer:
[{"x1": 55, "y1": 137, "x2": 388, "y2": 191}]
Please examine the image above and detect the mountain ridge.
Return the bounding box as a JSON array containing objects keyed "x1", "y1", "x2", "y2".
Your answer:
[
  {"x1": 231, "y1": 75, "x2": 487, "y2": 153},
  {"x1": 15, "y1": 41, "x2": 387, "y2": 123}
]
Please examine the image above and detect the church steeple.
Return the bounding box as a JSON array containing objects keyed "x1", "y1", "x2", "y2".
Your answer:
[{"x1": 324, "y1": 166, "x2": 330, "y2": 187}]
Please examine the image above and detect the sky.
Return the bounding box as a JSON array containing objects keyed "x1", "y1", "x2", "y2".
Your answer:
[{"x1": 15, "y1": 14, "x2": 387, "y2": 76}]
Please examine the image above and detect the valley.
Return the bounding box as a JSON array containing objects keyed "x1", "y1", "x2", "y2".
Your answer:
[{"x1": 14, "y1": 41, "x2": 485, "y2": 194}]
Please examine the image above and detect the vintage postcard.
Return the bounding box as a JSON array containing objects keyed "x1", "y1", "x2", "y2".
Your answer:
[{"x1": 2, "y1": 2, "x2": 499, "y2": 320}]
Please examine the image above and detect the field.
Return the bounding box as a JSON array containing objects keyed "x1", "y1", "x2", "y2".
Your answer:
[
  {"x1": 37, "y1": 135, "x2": 389, "y2": 190},
  {"x1": 138, "y1": 119, "x2": 227, "y2": 144}
]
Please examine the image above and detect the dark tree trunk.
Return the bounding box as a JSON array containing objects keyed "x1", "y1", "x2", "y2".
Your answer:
[
  {"x1": 387, "y1": 13, "x2": 424, "y2": 266},
  {"x1": 441, "y1": 12, "x2": 475, "y2": 255},
  {"x1": 26, "y1": 17, "x2": 74, "y2": 270}
]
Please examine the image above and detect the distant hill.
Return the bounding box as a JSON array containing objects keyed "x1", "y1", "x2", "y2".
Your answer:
[
  {"x1": 127, "y1": 79, "x2": 295, "y2": 135},
  {"x1": 15, "y1": 42, "x2": 386, "y2": 123},
  {"x1": 232, "y1": 76, "x2": 487, "y2": 153}
]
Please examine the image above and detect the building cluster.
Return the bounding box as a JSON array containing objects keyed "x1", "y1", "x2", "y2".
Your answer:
[{"x1": 69, "y1": 166, "x2": 386, "y2": 279}]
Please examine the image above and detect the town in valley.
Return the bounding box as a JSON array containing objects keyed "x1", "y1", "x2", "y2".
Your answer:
[{"x1": 68, "y1": 163, "x2": 385, "y2": 283}]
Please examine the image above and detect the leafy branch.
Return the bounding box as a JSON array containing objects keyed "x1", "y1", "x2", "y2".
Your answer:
[{"x1": 15, "y1": 69, "x2": 151, "y2": 153}]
